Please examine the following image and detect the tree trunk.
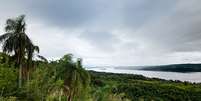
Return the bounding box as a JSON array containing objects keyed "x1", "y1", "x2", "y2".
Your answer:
[
  {"x1": 59, "y1": 89, "x2": 62, "y2": 101},
  {"x1": 68, "y1": 95, "x2": 71, "y2": 101},
  {"x1": 19, "y1": 64, "x2": 22, "y2": 88},
  {"x1": 68, "y1": 92, "x2": 72, "y2": 101},
  {"x1": 27, "y1": 71, "x2": 30, "y2": 83}
]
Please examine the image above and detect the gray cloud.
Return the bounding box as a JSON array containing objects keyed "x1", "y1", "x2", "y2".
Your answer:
[
  {"x1": 0, "y1": 0, "x2": 201, "y2": 65},
  {"x1": 79, "y1": 31, "x2": 121, "y2": 52},
  {"x1": 23, "y1": 0, "x2": 105, "y2": 28}
]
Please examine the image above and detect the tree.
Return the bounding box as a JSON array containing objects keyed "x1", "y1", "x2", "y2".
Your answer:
[
  {"x1": 56, "y1": 54, "x2": 90, "y2": 101},
  {"x1": 26, "y1": 44, "x2": 39, "y2": 81},
  {"x1": 0, "y1": 15, "x2": 38, "y2": 87}
]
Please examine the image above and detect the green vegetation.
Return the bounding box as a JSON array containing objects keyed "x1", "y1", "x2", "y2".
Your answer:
[
  {"x1": 0, "y1": 15, "x2": 39, "y2": 88},
  {"x1": 0, "y1": 15, "x2": 201, "y2": 101},
  {"x1": 0, "y1": 15, "x2": 91, "y2": 101},
  {"x1": 90, "y1": 71, "x2": 201, "y2": 101},
  {"x1": 140, "y1": 64, "x2": 201, "y2": 72}
]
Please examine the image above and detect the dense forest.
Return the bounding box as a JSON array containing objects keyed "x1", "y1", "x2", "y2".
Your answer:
[
  {"x1": 1, "y1": 15, "x2": 201, "y2": 101},
  {"x1": 90, "y1": 71, "x2": 201, "y2": 101}
]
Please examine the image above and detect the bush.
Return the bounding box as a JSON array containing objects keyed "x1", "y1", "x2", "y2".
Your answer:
[{"x1": 0, "y1": 64, "x2": 17, "y2": 97}]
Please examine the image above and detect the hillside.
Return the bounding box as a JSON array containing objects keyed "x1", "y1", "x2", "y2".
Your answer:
[
  {"x1": 139, "y1": 63, "x2": 201, "y2": 72},
  {"x1": 90, "y1": 71, "x2": 201, "y2": 101}
]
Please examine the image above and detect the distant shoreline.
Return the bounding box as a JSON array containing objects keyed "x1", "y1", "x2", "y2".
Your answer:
[
  {"x1": 139, "y1": 63, "x2": 201, "y2": 73},
  {"x1": 88, "y1": 63, "x2": 201, "y2": 73},
  {"x1": 87, "y1": 67, "x2": 201, "y2": 83},
  {"x1": 88, "y1": 70, "x2": 201, "y2": 84}
]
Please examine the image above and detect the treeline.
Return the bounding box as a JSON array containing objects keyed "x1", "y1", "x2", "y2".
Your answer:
[
  {"x1": 0, "y1": 53, "x2": 91, "y2": 101},
  {"x1": 140, "y1": 63, "x2": 201, "y2": 73}
]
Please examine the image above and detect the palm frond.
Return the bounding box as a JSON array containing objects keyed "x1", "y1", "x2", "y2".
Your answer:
[
  {"x1": 5, "y1": 19, "x2": 16, "y2": 32},
  {"x1": 0, "y1": 33, "x2": 12, "y2": 43},
  {"x1": 34, "y1": 46, "x2": 39, "y2": 53},
  {"x1": 37, "y1": 55, "x2": 48, "y2": 62},
  {"x1": 2, "y1": 36, "x2": 15, "y2": 53}
]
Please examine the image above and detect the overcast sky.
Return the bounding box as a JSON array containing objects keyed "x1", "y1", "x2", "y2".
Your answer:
[{"x1": 0, "y1": 0, "x2": 201, "y2": 66}]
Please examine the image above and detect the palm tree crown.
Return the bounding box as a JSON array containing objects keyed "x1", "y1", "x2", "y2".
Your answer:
[{"x1": 0, "y1": 15, "x2": 35, "y2": 65}]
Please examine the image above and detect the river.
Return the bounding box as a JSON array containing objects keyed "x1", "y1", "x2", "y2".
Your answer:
[{"x1": 87, "y1": 67, "x2": 201, "y2": 83}]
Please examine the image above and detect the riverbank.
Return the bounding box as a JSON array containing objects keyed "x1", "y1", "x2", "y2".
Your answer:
[
  {"x1": 90, "y1": 71, "x2": 201, "y2": 101},
  {"x1": 88, "y1": 67, "x2": 201, "y2": 83}
]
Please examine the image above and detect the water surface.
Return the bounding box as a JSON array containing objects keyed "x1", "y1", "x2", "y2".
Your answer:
[{"x1": 88, "y1": 67, "x2": 201, "y2": 83}]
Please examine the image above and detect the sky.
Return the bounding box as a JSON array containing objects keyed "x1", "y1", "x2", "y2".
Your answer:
[{"x1": 0, "y1": 0, "x2": 201, "y2": 66}]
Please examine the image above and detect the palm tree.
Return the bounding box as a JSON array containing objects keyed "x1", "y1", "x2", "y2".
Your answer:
[
  {"x1": 56, "y1": 54, "x2": 90, "y2": 101},
  {"x1": 66, "y1": 59, "x2": 90, "y2": 101},
  {"x1": 0, "y1": 15, "x2": 38, "y2": 87},
  {"x1": 25, "y1": 44, "x2": 39, "y2": 81},
  {"x1": 27, "y1": 44, "x2": 39, "y2": 67}
]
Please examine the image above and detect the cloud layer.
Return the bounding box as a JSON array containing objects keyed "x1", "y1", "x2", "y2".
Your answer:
[{"x1": 0, "y1": 0, "x2": 201, "y2": 66}]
